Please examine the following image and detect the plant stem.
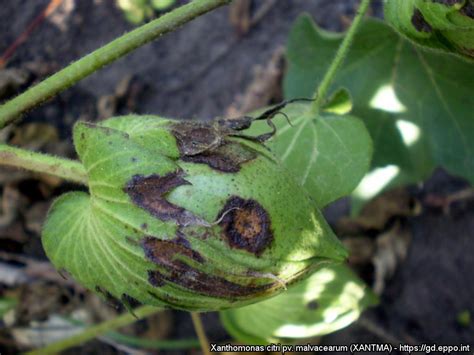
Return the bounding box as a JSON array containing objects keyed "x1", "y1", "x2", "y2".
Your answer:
[
  {"x1": 0, "y1": 143, "x2": 87, "y2": 185},
  {"x1": 191, "y1": 312, "x2": 212, "y2": 355},
  {"x1": 25, "y1": 305, "x2": 161, "y2": 355},
  {"x1": 310, "y1": 0, "x2": 371, "y2": 115},
  {"x1": 0, "y1": 0, "x2": 231, "y2": 130}
]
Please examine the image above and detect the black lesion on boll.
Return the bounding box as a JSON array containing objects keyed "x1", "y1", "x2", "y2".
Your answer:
[
  {"x1": 181, "y1": 141, "x2": 257, "y2": 173},
  {"x1": 142, "y1": 235, "x2": 205, "y2": 267},
  {"x1": 124, "y1": 171, "x2": 207, "y2": 226},
  {"x1": 148, "y1": 270, "x2": 166, "y2": 287},
  {"x1": 142, "y1": 235, "x2": 276, "y2": 298},
  {"x1": 217, "y1": 196, "x2": 273, "y2": 256},
  {"x1": 306, "y1": 299, "x2": 319, "y2": 310},
  {"x1": 147, "y1": 267, "x2": 274, "y2": 298},
  {"x1": 411, "y1": 9, "x2": 433, "y2": 33}
]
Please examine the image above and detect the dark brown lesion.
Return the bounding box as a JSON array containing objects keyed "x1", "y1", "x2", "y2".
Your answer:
[
  {"x1": 306, "y1": 299, "x2": 319, "y2": 310},
  {"x1": 411, "y1": 9, "x2": 433, "y2": 33},
  {"x1": 217, "y1": 196, "x2": 273, "y2": 256},
  {"x1": 124, "y1": 171, "x2": 208, "y2": 226},
  {"x1": 143, "y1": 235, "x2": 276, "y2": 298},
  {"x1": 142, "y1": 235, "x2": 205, "y2": 267},
  {"x1": 147, "y1": 267, "x2": 274, "y2": 298},
  {"x1": 181, "y1": 141, "x2": 257, "y2": 173}
]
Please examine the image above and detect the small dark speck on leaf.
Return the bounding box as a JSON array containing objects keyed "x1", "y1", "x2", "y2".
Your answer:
[
  {"x1": 126, "y1": 236, "x2": 140, "y2": 246},
  {"x1": 307, "y1": 299, "x2": 319, "y2": 310}
]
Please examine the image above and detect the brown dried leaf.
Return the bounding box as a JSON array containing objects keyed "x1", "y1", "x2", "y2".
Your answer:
[
  {"x1": 338, "y1": 187, "x2": 420, "y2": 234},
  {"x1": 226, "y1": 47, "x2": 284, "y2": 117},
  {"x1": 423, "y1": 187, "x2": 474, "y2": 215},
  {"x1": 372, "y1": 222, "x2": 411, "y2": 294},
  {"x1": 0, "y1": 184, "x2": 22, "y2": 227},
  {"x1": 343, "y1": 235, "x2": 376, "y2": 266},
  {"x1": 229, "y1": 0, "x2": 252, "y2": 35}
]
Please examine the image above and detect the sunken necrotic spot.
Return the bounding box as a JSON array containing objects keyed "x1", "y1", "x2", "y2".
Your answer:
[
  {"x1": 411, "y1": 9, "x2": 433, "y2": 33},
  {"x1": 181, "y1": 142, "x2": 257, "y2": 173},
  {"x1": 142, "y1": 236, "x2": 205, "y2": 267},
  {"x1": 217, "y1": 196, "x2": 273, "y2": 256},
  {"x1": 124, "y1": 171, "x2": 206, "y2": 226},
  {"x1": 147, "y1": 268, "x2": 274, "y2": 299},
  {"x1": 142, "y1": 236, "x2": 275, "y2": 298},
  {"x1": 306, "y1": 299, "x2": 319, "y2": 310}
]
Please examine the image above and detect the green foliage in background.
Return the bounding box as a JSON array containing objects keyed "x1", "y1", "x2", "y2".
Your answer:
[
  {"x1": 245, "y1": 102, "x2": 372, "y2": 208},
  {"x1": 284, "y1": 15, "x2": 474, "y2": 207}
]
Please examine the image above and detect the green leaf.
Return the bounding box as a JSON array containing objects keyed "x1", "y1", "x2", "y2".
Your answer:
[
  {"x1": 285, "y1": 15, "x2": 474, "y2": 189},
  {"x1": 246, "y1": 104, "x2": 372, "y2": 208},
  {"x1": 220, "y1": 263, "x2": 378, "y2": 344},
  {"x1": 323, "y1": 88, "x2": 353, "y2": 115}
]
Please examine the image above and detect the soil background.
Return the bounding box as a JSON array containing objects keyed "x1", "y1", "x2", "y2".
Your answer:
[{"x1": 0, "y1": 0, "x2": 473, "y2": 354}]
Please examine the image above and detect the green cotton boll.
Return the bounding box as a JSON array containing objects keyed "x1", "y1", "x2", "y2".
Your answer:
[
  {"x1": 41, "y1": 115, "x2": 348, "y2": 312},
  {"x1": 384, "y1": 0, "x2": 474, "y2": 59}
]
